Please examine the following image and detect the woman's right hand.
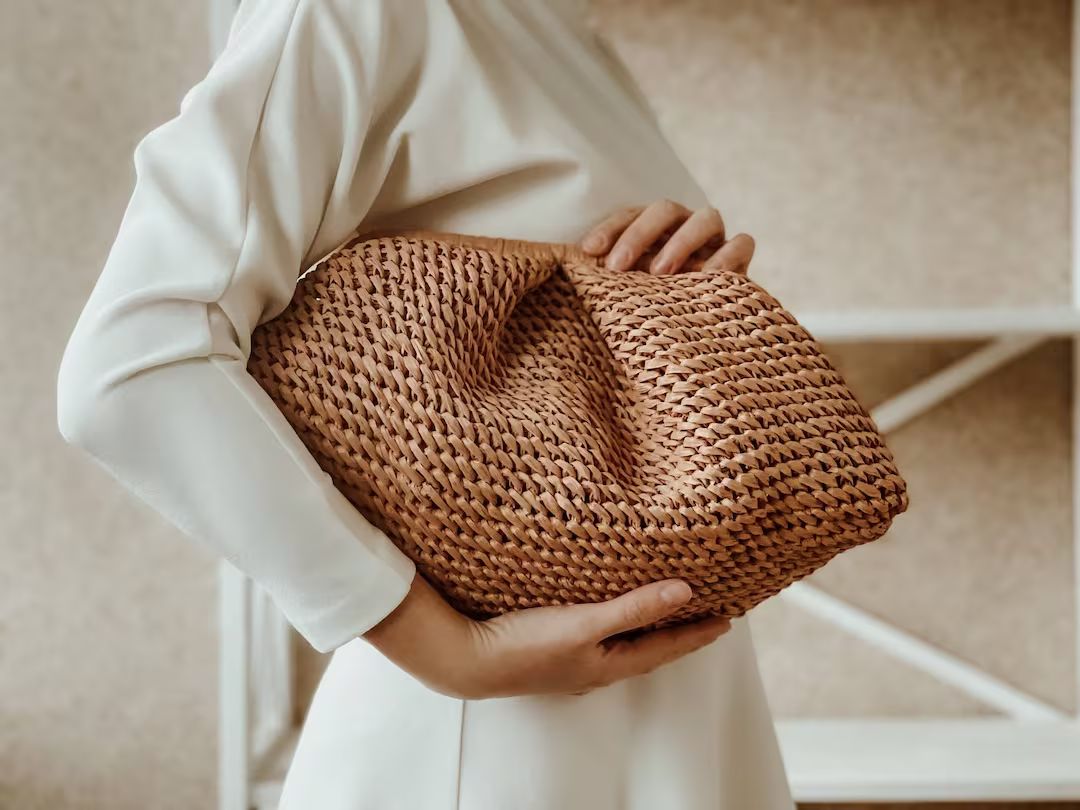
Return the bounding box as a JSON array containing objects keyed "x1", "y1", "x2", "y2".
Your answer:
[{"x1": 363, "y1": 572, "x2": 731, "y2": 699}]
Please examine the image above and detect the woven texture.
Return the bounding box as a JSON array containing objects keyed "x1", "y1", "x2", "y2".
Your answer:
[{"x1": 248, "y1": 228, "x2": 908, "y2": 626}]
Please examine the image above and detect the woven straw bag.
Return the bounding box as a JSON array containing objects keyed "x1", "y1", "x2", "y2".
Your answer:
[{"x1": 248, "y1": 228, "x2": 908, "y2": 628}]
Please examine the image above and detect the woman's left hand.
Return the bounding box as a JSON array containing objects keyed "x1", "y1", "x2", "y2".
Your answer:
[{"x1": 580, "y1": 199, "x2": 755, "y2": 276}]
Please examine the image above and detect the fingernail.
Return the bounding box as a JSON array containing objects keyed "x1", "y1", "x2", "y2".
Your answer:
[
  {"x1": 661, "y1": 582, "x2": 691, "y2": 605},
  {"x1": 583, "y1": 234, "x2": 605, "y2": 252},
  {"x1": 650, "y1": 257, "x2": 670, "y2": 275},
  {"x1": 607, "y1": 248, "x2": 628, "y2": 271}
]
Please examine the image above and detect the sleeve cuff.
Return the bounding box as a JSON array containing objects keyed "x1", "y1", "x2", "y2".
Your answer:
[{"x1": 290, "y1": 537, "x2": 416, "y2": 653}]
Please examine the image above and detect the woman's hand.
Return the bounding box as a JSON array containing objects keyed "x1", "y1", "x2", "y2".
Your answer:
[
  {"x1": 364, "y1": 572, "x2": 731, "y2": 700},
  {"x1": 580, "y1": 199, "x2": 755, "y2": 276}
]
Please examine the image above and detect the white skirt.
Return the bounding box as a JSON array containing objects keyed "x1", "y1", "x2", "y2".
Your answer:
[{"x1": 279, "y1": 614, "x2": 795, "y2": 810}]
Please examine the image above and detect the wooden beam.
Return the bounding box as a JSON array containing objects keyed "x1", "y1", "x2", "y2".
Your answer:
[
  {"x1": 218, "y1": 562, "x2": 251, "y2": 810},
  {"x1": 777, "y1": 718, "x2": 1080, "y2": 802},
  {"x1": 870, "y1": 336, "x2": 1044, "y2": 434},
  {"x1": 799, "y1": 307, "x2": 1080, "y2": 342},
  {"x1": 778, "y1": 583, "x2": 1067, "y2": 722}
]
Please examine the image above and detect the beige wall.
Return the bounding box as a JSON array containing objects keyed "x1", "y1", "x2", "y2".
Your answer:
[
  {"x1": 4, "y1": 1, "x2": 1072, "y2": 807},
  {"x1": 3, "y1": 3, "x2": 217, "y2": 809},
  {"x1": 591, "y1": 0, "x2": 1071, "y2": 312}
]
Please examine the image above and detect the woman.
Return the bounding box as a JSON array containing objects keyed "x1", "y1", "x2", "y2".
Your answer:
[{"x1": 56, "y1": 1, "x2": 795, "y2": 807}]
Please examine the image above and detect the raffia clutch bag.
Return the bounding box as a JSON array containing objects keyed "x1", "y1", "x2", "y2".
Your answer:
[{"x1": 248, "y1": 228, "x2": 908, "y2": 627}]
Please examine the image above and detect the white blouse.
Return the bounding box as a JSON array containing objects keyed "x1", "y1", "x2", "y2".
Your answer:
[{"x1": 57, "y1": 1, "x2": 795, "y2": 807}]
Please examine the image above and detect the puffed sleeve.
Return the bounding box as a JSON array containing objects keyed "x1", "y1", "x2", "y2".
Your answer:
[{"x1": 55, "y1": 0, "x2": 422, "y2": 653}]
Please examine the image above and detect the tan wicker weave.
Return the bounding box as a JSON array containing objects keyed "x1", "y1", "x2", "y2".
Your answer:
[{"x1": 248, "y1": 228, "x2": 908, "y2": 627}]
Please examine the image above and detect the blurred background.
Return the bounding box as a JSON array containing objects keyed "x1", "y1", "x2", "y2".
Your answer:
[{"x1": 3, "y1": 0, "x2": 1078, "y2": 808}]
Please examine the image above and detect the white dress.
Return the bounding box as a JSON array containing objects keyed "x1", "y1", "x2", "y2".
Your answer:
[{"x1": 56, "y1": 1, "x2": 795, "y2": 807}]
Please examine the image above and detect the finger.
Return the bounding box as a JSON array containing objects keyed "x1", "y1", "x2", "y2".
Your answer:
[
  {"x1": 702, "y1": 233, "x2": 756, "y2": 275},
  {"x1": 606, "y1": 199, "x2": 692, "y2": 272},
  {"x1": 578, "y1": 579, "x2": 693, "y2": 640},
  {"x1": 648, "y1": 206, "x2": 726, "y2": 275},
  {"x1": 601, "y1": 615, "x2": 732, "y2": 683},
  {"x1": 580, "y1": 207, "x2": 645, "y2": 255}
]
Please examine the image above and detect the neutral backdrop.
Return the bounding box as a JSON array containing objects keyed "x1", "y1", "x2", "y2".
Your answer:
[{"x1": 3, "y1": 1, "x2": 1072, "y2": 807}]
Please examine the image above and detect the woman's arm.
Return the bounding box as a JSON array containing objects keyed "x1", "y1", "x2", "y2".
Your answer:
[
  {"x1": 365, "y1": 565, "x2": 730, "y2": 699},
  {"x1": 56, "y1": 0, "x2": 733, "y2": 691},
  {"x1": 56, "y1": 0, "x2": 420, "y2": 653}
]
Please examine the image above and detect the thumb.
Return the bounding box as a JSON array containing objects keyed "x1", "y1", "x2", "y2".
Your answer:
[{"x1": 579, "y1": 580, "x2": 693, "y2": 640}]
